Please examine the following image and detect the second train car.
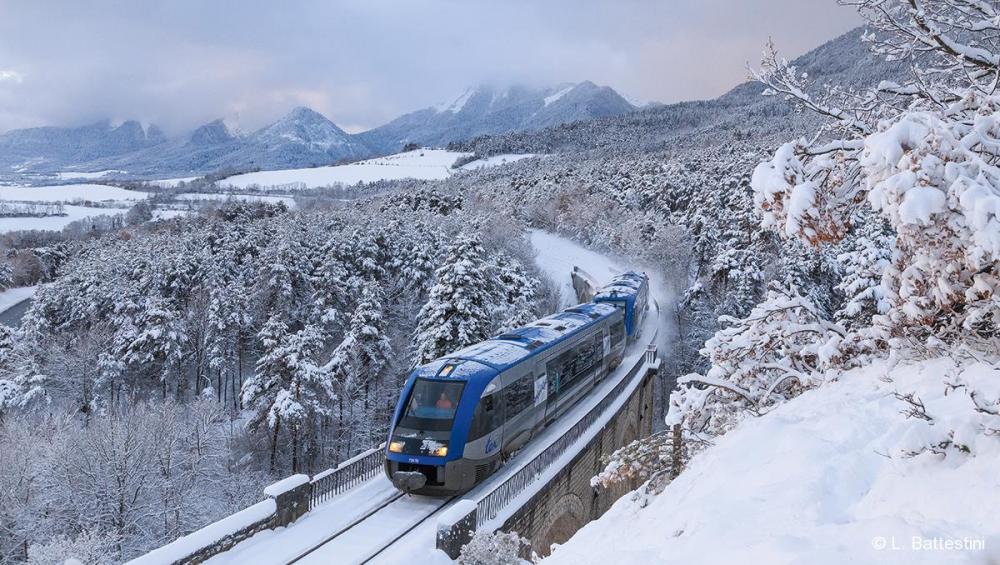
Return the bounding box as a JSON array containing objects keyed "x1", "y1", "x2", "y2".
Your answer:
[{"x1": 385, "y1": 271, "x2": 649, "y2": 495}]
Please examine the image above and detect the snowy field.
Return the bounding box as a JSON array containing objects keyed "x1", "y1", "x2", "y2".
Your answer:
[
  {"x1": 459, "y1": 153, "x2": 535, "y2": 170},
  {"x1": 54, "y1": 170, "x2": 125, "y2": 180},
  {"x1": 220, "y1": 149, "x2": 468, "y2": 190},
  {"x1": 542, "y1": 358, "x2": 1000, "y2": 565},
  {"x1": 219, "y1": 149, "x2": 536, "y2": 190},
  {"x1": 0, "y1": 205, "x2": 130, "y2": 233},
  {"x1": 175, "y1": 192, "x2": 296, "y2": 207},
  {"x1": 150, "y1": 176, "x2": 201, "y2": 188},
  {"x1": 0, "y1": 183, "x2": 148, "y2": 203}
]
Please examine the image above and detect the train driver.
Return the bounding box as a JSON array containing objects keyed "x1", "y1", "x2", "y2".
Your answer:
[{"x1": 435, "y1": 391, "x2": 454, "y2": 410}]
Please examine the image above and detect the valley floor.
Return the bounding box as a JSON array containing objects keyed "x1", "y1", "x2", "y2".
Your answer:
[{"x1": 541, "y1": 358, "x2": 1000, "y2": 565}]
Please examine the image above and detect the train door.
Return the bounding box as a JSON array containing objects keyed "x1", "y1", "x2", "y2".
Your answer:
[
  {"x1": 532, "y1": 362, "x2": 548, "y2": 430},
  {"x1": 600, "y1": 324, "x2": 611, "y2": 381}
]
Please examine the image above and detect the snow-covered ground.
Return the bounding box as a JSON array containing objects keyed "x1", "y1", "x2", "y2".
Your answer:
[
  {"x1": 460, "y1": 154, "x2": 535, "y2": 170},
  {"x1": 542, "y1": 358, "x2": 1000, "y2": 565},
  {"x1": 0, "y1": 205, "x2": 130, "y2": 233},
  {"x1": 0, "y1": 183, "x2": 148, "y2": 203},
  {"x1": 175, "y1": 192, "x2": 296, "y2": 207},
  {"x1": 54, "y1": 170, "x2": 125, "y2": 180},
  {"x1": 529, "y1": 229, "x2": 622, "y2": 306},
  {"x1": 219, "y1": 149, "x2": 468, "y2": 190},
  {"x1": 151, "y1": 209, "x2": 190, "y2": 221},
  {"x1": 150, "y1": 176, "x2": 201, "y2": 188},
  {"x1": 0, "y1": 286, "x2": 38, "y2": 315}
]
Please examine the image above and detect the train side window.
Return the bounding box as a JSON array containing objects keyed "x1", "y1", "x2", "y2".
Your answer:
[
  {"x1": 547, "y1": 349, "x2": 575, "y2": 395},
  {"x1": 470, "y1": 391, "x2": 505, "y2": 440},
  {"x1": 611, "y1": 319, "x2": 625, "y2": 345},
  {"x1": 505, "y1": 374, "x2": 532, "y2": 416}
]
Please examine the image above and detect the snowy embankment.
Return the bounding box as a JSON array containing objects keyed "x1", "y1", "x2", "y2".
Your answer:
[
  {"x1": 529, "y1": 229, "x2": 622, "y2": 307},
  {"x1": 219, "y1": 149, "x2": 467, "y2": 190},
  {"x1": 542, "y1": 358, "x2": 1000, "y2": 565},
  {"x1": 0, "y1": 286, "x2": 38, "y2": 315}
]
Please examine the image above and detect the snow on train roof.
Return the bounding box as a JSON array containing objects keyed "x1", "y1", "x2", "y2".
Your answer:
[
  {"x1": 444, "y1": 302, "x2": 617, "y2": 373},
  {"x1": 595, "y1": 272, "x2": 647, "y2": 300}
]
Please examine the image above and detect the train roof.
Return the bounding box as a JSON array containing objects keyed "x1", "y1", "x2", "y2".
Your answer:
[
  {"x1": 413, "y1": 302, "x2": 618, "y2": 383},
  {"x1": 594, "y1": 271, "x2": 647, "y2": 301}
]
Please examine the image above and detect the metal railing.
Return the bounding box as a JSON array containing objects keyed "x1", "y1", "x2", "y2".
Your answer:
[
  {"x1": 310, "y1": 443, "x2": 386, "y2": 507},
  {"x1": 475, "y1": 345, "x2": 657, "y2": 528}
]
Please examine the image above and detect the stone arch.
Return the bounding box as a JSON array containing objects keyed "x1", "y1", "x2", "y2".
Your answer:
[
  {"x1": 621, "y1": 421, "x2": 638, "y2": 446},
  {"x1": 533, "y1": 492, "x2": 586, "y2": 557}
]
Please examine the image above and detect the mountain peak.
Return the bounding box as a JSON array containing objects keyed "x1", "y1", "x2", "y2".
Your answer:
[
  {"x1": 283, "y1": 106, "x2": 331, "y2": 123},
  {"x1": 189, "y1": 119, "x2": 234, "y2": 146}
]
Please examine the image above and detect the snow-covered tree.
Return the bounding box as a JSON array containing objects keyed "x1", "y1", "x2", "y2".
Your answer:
[
  {"x1": 413, "y1": 234, "x2": 495, "y2": 365},
  {"x1": 751, "y1": 3, "x2": 1000, "y2": 347},
  {"x1": 833, "y1": 211, "x2": 893, "y2": 328},
  {"x1": 242, "y1": 318, "x2": 331, "y2": 472},
  {"x1": 0, "y1": 324, "x2": 47, "y2": 419},
  {"x1": 491, "y1": 252, "x2": 540, "y2": 332},
  {"x1": 458, "y1": 530, "x2": 530, "y2": 565},
  {"x1": 324, "y1": 282, "x2": 394, "y2": 450},
  {"x1": 667, "y1": 283, "x2": 854, "y2": 438}
]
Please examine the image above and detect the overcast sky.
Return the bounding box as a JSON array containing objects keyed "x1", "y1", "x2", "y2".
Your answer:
[{"x1": 0, "y1": 0, "x2": 861, "y2": 135}]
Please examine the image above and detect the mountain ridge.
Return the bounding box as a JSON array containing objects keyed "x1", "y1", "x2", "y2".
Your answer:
[{"x1": 0, "y1": 81, "x2": 638, "y2": 177}]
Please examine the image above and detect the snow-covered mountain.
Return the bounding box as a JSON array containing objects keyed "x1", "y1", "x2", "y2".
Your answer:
[
  {"x1": 0, "y1": 120, "x2": 166, "y2": 172},
  {"x1": 0, "y1": 82, "x2": 634, "y2": 177},
  {"x1": 356, "y1": 81, "x2": 636, "y2": 154},
  {"x1": 57, "y1": 107, "x2": 372, "y2": 175}
]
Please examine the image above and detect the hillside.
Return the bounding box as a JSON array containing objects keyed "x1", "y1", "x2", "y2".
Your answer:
[{"x1": 542, "y1": 358, "x2": 999, "y2": 565}]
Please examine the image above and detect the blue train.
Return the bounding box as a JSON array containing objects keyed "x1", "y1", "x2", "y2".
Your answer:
[{"x1": 385, "y1": 271, "x2": 649, "y2": 495}]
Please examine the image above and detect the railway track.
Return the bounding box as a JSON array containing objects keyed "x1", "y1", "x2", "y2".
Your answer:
[
  {"x1": 358, "y1": 496, "x2": 457, "y2": 564},
  {"x1": 286, "y1": 493, "x2": 455, "y2": 565},
  {"x1": 286, "y1": 492, "x2": 404, "y2": 564}
]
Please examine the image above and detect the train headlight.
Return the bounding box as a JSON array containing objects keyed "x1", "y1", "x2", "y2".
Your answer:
[
  {"x1": 388, "y1": 440, "x2": 404, "y2": 453},
  {"x1": 431, "y1": 445, "x2": 448, "y2": 457}
]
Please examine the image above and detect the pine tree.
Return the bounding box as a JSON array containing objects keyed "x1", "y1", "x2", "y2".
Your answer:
[
  {"x1": 492, "y1": 253, "x2": 539, "y2": 332},
  {"x1": 834, "y1": 212, "x2": 893, "y2": 329},
  {"x1": 242, "y1": 318, "x2": 331, "y2": 472},
  {"x1": 412, "y1": 234, "x2": 494, "y2": 365}
]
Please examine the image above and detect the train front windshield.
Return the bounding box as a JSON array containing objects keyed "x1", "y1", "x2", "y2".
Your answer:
[{"x1": 399, "y1": 378, "x2": 465, "y2": 431}]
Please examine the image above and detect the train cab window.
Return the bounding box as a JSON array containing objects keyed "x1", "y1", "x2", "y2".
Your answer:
[
  {"x1": 399, "y1": 378, "x2": 465, "y2": 431},
  {"x1": 470, "y1": 391, "x2": 505, "y2": 440}
]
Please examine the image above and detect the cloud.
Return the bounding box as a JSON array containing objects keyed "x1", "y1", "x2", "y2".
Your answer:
[
  {"x1": 0, "y1": 0, "x2": 862, "y2": 135},
  {"x1": 0, "y1": 70, "x2": 24, "y2": 84}
]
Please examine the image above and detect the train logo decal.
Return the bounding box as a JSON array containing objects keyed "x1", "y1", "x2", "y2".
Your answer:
[
  {"x1": 485, "y1": 433, "x2": 500, "y2": 455},
  {"x1": 534, "y1": 374, "x2": 548, "y2": 406}
]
